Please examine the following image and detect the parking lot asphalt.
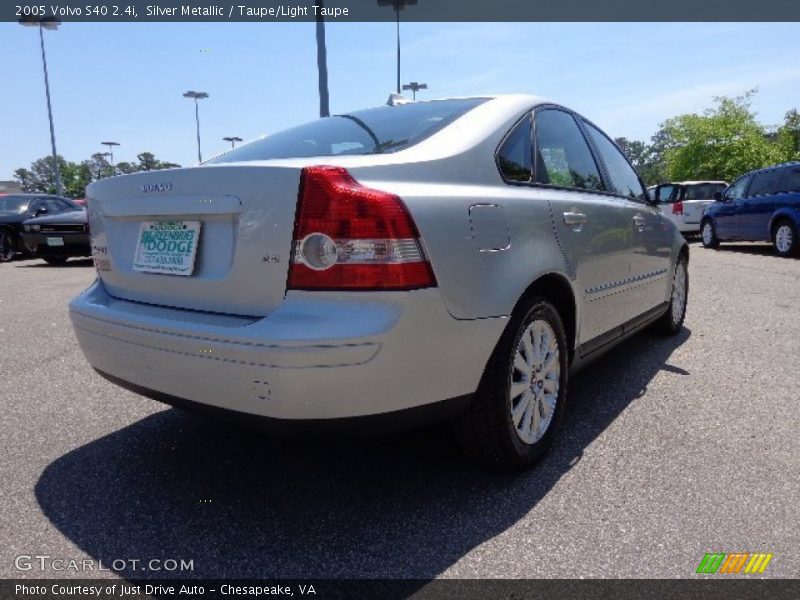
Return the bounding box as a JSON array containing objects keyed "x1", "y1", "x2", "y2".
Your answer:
[{"x1": 0, "y1": 242, "x2": 798, "y2": 581}]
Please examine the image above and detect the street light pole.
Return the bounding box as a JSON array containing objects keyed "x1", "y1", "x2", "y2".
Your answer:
[
  {"x1": 314, "y1": 0, "x2": 330, "y2": 117},
  {"x1": 101, "y1": 141, "x2": 119, "y2": 173},
  {"x1": 222, "y1": 136, "x2": 242, "y2": 149},
  {"x1": 377, "y1": 0, "x2": 417, "y2": 95},
  {"x1": 402, "y1": 81, "x2": 427, "y2": 100},
  {"x1": 20, "y1": 17, "x2": 63, "y2": 196},
  {"x1": 183, "y1": 90, "x2": 209, "y2": 163}
]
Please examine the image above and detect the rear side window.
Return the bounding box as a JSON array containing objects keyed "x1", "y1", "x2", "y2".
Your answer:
[
  {"x1": 497, "y1": 114, "x2": 532, "y2": 182},
  {"x1": 683, "y1": 183, "x2": 727, "y2": 200},
  {"x1": 748, "y1": 170, "x2": 781, "y2": 197},
  {"x1": 776, "y1": 165, "x2": 800, "y2": 193},
  {"x1": 583, "y1": 122, "x2": 647, "y2": 201},
  {"x1": 207, "y1": 98, "x2": 487, "y2": 162},
  {"x1": 533, "y1": 109, "x2": 604, "y2": 192}
]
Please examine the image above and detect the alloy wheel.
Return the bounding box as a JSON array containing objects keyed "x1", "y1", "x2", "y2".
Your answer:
[
  {"x1": 509, "y1": 319, "x2": 560, "y2": 445},
  {"x1": 671, "y1": 260, "x2": 688, "y2": 324},
  {"x1": 775, "y1": 224, "x2": 793, "y2": 254}
]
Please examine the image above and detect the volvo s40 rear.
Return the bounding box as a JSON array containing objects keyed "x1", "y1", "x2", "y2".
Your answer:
[{"x1": 70, "y1": 95, "x2": 688, "y2": 468}]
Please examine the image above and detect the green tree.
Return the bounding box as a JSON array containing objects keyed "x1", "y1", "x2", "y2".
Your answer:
[
  {"x1": 660, "y1": 90, "x2": 784, "y2": 182},
  {"x1": 116, "y1": 152, "x2": 180, "y2": 174},
  {"x1": 85, "y1": 152, "x2": 114, "y2": 181},
  {"x1": 13, "y1": 155, "x2": 69, "y2": 194},
  {"x1": 13, "y1": 152, "x2": 180, "y2": 199},
  {"x1": 775, "y1": 108, "x2": 800, "y2": 161},
  {"x1": 60, "y1": 161, "x2": 93, "y2": 199},
  {"x1": 614, "y1": 136, "x2": 667, "y2": 185}
]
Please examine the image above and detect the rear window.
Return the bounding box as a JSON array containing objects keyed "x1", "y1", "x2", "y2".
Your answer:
[
  {"x1": 207, "y1": 99, "x2": 487, "y2": 163},
  {"x1": 0, "y1": 195, "x2": 31, "y2": 213},
  {"x1": 682, "y1": 183, "x2": 727, "y2": 200}
]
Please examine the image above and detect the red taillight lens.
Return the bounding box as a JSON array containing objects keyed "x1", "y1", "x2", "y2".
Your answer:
[
  {"x1": 287, "y1": 166, "x2": 436, "y2": 291},
  {"x1": 672, "y1": 201, "x2": 684, "y2": 215}
]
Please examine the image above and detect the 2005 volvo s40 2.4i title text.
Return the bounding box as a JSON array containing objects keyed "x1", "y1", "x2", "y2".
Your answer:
[{"x1": 70, "y1": 95, "x2": 688, "y2": 469}]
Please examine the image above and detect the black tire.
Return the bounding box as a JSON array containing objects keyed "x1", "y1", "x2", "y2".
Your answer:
[
  {"x1": 453, "y1": 297, "x2": 569, "y2": 470},
  {"x1": 772, "y1": 219, "x2": 799, "y2": 257},
  {"x1": 655, "y1": 254, "x2": 688, "y2": 335},
  {"x1": 0, "y1": 231, "x2": 15, "y2": 262},
  {"x1": 700, "y1": 219, "x2": 719, "y2": 249},
  {"x1": 43, "y1": 255, "x2": 68, "y2": 266}
]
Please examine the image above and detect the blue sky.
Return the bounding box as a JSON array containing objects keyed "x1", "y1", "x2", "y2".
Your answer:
[{"x1": 2, "y1": 22, "x2": 799, "y2": 179}]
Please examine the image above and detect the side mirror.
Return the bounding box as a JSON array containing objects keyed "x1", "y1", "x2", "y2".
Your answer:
[
  {"x1": 713, "y1": 192, "x2": 724, "y2": 202},
  {"x1": 35, "y1": 207, "x2": 49, "y2": 216}
]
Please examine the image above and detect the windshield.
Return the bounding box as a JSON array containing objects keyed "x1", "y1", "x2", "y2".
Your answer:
[
  {"x1": 0, "y1": 196, "x2": 31, "y2": 213},
  {"x1": 207, "y1": 98, "x2": 488, "y2": 163},
  {"x1": 683, "y1": 183, "x2": 727, "y2": 200}
]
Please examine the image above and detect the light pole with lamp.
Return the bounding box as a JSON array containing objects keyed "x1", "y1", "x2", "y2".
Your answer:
[
  {"x1": 183, "y1": 90, "x2": 209, "y2": 163},
  {"x1": 222, "y1": 136, "x2": 243, "y2": 149},
  {"x1": 402, "y1": 81, "x2": 427, "y2": 100},
  {"x1": 377, "y1": 0, "x2": 417, "y2": 94},
  {"x1": 101, "y1": 141, "x2": 119, "y2": 173}
]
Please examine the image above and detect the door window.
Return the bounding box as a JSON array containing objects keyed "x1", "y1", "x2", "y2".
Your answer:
[
  {"x1": 583, "y1": 122, "x2": 647, "y2": 202},
  {"x1": 724, "y1": 175, "x2": 750, "y2": 201},
  {"x1": 533, "y1": 109, "x2": 604, "y2": 192}
]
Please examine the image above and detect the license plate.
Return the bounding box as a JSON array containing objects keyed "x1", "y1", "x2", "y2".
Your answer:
[
  {"x1": 46, "y1": 237, "x2": 64, "y2": 247},
  {"x1": 132, "y1": 220, "x2": 201, "y2": 276}
]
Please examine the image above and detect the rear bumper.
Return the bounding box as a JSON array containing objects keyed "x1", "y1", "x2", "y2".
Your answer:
[
  {"x1": 69, "y1": 280, "x2": 505, "y2": 421},
  {"x1": 663, "y1": 215, "x2": 700, "y2": 234},
  {"x1": 22, "y1": 232, "x2": 91, "y2": 256}
]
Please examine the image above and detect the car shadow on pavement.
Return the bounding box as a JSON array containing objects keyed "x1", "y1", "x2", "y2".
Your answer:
[
  {"x1": 35, "y1": 328, "x2": 690, "y2": 581},
  {"x1": 712, "y1": 243, "x2": 778, "y2": 257}
]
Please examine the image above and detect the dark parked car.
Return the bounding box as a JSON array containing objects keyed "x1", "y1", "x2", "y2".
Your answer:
[
  {"x1": 0, "y1": 194, "x2": 82, "y2": 261},
  {"x1": 701, "y1": 162, "x2": 800, "y2": 257},
  {"x1": 22, "y1": 209, "x2": 90, "y2": 265}
]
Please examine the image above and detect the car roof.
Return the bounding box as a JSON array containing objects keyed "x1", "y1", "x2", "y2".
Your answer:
[
  {"x1": 750, "y1": 161, "x2": 800, "y2": 174},
  {"x1": 673, "y1": 181, "x2": 728, "y2": 185}
]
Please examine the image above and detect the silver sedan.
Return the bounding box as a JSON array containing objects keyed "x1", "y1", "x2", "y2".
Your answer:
[{"x1": 70, "y1": 94, "x2": 688, "y2": 468}]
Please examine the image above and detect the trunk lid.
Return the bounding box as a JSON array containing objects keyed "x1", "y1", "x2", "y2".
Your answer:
[{"x1": 86, "y1": 164, "x2": 302, "y2": 316}]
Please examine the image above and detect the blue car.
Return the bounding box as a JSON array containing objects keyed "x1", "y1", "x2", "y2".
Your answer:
[{"x1": 701, "y1": 162, "x2": 800, "y2": 257}]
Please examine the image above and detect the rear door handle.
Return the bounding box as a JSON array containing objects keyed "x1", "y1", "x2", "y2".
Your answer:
[
  {"x1": 563, "y1": 211, "x2": 587, "y2": 231},
  {"x1": 633, "y1": 214, "x2": 646, "y2": 230}
]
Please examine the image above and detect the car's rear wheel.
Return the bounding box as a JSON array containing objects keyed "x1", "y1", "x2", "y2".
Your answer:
[
  {"x1": 772, "y1": 219, "x2": 798, "y2": 257},
  {"x1": 43, "y1": 255, "x2": 68, "y2": 266},
  {"x1": 454, "y1": 297, "x2": 568, "y2": 469},
  {"x1": 700, "y1": 219, "x2": 719, "y2": 249},
  {"x1": 655, "y1": 254, "x2": 688, "y2": 335},
  {"x1": 0, "y1": 231, "x2": 15, "y2": 262}
]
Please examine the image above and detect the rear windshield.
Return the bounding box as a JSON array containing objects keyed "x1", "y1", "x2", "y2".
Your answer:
[
  {"x1": 0, "y1": 196, "x2": 30, "y2": 213},
  {"x1": 683, "y1": 183, "x2": 726, "y2": 200},
  {"x1": 207, "y1": 98, "x2": 487, "y2": 163}
]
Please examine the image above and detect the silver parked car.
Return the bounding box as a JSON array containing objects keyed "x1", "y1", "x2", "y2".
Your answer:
[{"x1": 70, "y1": 95, "x2": 688, "y2": 468}]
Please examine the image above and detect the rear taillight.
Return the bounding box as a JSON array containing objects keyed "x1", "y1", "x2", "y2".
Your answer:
[
  {"x1": 287, "y1": 166, "x2": 436, "y2": 291},
  {"x1": 672, "y1": 201, "x2": 684, "y2": 215}
]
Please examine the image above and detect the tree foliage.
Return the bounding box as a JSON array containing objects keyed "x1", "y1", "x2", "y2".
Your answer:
[
  {"x1": 115, "y1": 152, "x2": 181, "y2": 175},
  {"x1": 659, "y1": 90, "x2": 785, "y2": 182},
  {"x1": 13, "y1": 152, "x2": 180, "y2": 199},
  {"x1": 614, "y1": 91, "x2": 798, "y2": 185}
]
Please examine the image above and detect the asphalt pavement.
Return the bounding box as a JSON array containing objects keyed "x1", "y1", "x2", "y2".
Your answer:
[{"x1": 0, "y1": 242, "x2": 798, "y2": 580}]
